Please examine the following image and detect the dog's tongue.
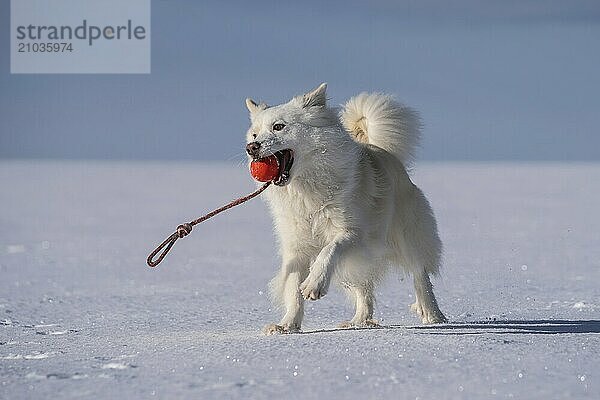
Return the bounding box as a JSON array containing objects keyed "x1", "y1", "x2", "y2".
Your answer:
[{"x1": 250, "y1": 155, "x2": 280, "y2": 182}]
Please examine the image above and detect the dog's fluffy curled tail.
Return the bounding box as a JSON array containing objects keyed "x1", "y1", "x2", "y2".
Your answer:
[{"x1": 341, "y1": 93, "x2": 421, "y2": 165}]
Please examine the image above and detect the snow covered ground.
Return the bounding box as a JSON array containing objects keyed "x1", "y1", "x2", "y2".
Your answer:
[{"x1": 1, "y1": 161, "x2": 598, "y2": 399}]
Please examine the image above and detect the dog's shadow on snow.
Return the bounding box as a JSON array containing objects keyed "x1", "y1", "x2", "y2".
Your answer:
[{"x1": 300, "y1": 320, "x2": 600, "y2": 335}]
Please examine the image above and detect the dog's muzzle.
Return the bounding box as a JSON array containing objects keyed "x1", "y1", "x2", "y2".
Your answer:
[{"x1": 247, "y1": 145, "x2": 294, "y2": 186}]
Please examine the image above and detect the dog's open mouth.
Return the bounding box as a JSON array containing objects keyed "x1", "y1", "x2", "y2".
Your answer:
[
  {"x1": 253, "y1": 149, "x2": 293, "y2": 186},
  {"x1": 272, "y1": 149, "x2": 294, "y2": 186}
]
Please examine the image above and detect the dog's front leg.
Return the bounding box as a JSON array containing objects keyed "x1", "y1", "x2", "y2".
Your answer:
[
  {"x1": 264, "y1": 257, "x2": 308, "y2": 335},
  {"x1": 300, "y1": 235, "x2": 352, "y2": 300}
]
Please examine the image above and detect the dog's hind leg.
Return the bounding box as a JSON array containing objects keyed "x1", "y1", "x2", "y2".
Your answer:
[
  {"x1": 397, "y1": 187, "x2": 447, "y2": 324},
  {"x1": 264, "y1": 258, "x2": 308, "y2": 335},
  {"x1": 410, "y1": 268, "x2": 447, "y2": 324},
  {"x1": 338, "y1": 283, "x2": 378, "y2": 328}
]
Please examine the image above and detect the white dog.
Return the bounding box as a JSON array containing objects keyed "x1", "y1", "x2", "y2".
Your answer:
[{"x1": 245, "y1": 83, "x2": 447, "y2": 334}]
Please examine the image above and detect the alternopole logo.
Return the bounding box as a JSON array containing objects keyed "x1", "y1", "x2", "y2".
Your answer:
[{"x1": 11, "y1": 0, "x2": 151, "y2": 74}]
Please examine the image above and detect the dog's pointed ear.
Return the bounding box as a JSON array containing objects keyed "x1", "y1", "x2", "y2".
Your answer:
[
  {"x1": 302, "y1": 83, "x2": 327, "y2": 108},
  {"x1": 245, "y1": 98, "x2": 267, "y2": 114}
]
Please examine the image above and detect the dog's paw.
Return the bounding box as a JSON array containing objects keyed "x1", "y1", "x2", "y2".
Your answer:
[
  {"x1": 410, "y1": 301, "x2": 424, "y2": 318},
  {"x1": 422, "y1": 312, "x2": 447, "y2": 324},
  {"x1": 410, "y1": 302, "x2": 447, "y2": 324},
  {"x1": 337, "y1": 319, "x2": 379, "y2": 329},
  {"x1": 300, "y1": 275, "x2": 328, "y2": 301},
  {"x1": 262, "y1": 323, "x2": 300, "y2": 335}
]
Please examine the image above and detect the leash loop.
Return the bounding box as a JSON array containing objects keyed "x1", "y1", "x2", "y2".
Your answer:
[{"x1": 147, "y1": 182, "x2": 271, "y2": 268}]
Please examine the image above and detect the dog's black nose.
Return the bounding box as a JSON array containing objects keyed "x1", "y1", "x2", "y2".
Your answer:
[{"x1": 246, "y1": 141, "x2": 261, "y2": 157}]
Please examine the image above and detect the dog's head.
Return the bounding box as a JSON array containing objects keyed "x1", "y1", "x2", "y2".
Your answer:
[{"x1": 244, "y1": 83, "x2": 338, "y2": 186}]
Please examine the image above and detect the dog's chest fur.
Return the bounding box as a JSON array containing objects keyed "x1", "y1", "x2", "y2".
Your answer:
[{"x1": 264, "y1": 174, "x2": 351, "y2": 246}]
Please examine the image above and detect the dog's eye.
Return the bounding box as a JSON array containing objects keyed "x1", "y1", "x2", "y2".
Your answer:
[{"x1": 272, "y1": 123, "x2": 285, "y2": 131}]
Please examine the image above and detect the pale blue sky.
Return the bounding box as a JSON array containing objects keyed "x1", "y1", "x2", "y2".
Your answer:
[{"x1": 1, "y1": 0, "x2": 599, "y2": 160}]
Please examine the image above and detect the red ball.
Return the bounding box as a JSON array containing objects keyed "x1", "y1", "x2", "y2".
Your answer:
[{"x1": 250, "y1": 155, "x2": 280, "y2": 182}]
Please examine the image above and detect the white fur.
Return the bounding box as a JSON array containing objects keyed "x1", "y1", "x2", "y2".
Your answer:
[
  {"x1": 245, "y1": 83, "x2": 447, "y2": 334},
  {"x1": 341, "y1": 92, "x2": 421, "y2": 166}
]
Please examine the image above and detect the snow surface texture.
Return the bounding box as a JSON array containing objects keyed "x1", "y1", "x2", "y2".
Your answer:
[{"x1": 0, "y1": 161, "x2": 598, "y2": 399}]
